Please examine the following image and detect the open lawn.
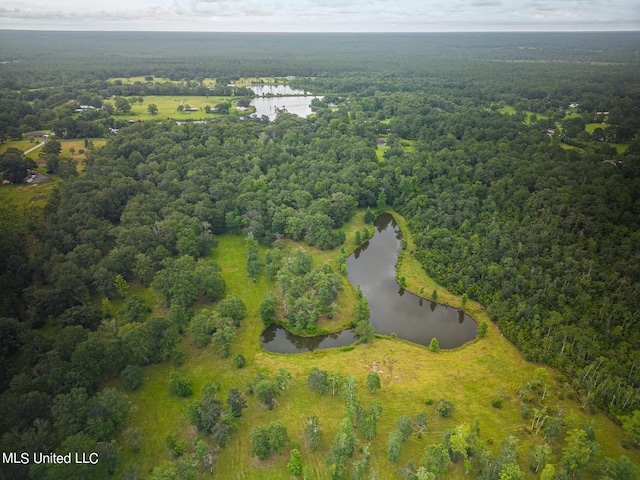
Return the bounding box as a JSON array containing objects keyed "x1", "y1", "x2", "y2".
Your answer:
[
  {"x1": 116, "y1": 209, "x2": 638, "y2": 479},
  {"x1": 59, "y1": 138, "x2": 107, "y2": 171},
  {"x1": 106, "y1": 95, "x2": 234, "y2": 122},
  {"x1": 0, "y1": 180, "x2": 57, "y2": 209},
  {"x1": 108, "y1": 76, "x2": 216, "y2": 87},
  {"x1": 375, "y1": 138, "x2": 414, "y2": 162},
  {"x1": 497, "y1": 105, "x2": 548, "y2": 124}
]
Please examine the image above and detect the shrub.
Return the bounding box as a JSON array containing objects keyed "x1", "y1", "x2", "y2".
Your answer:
[
  {"x1": 436, "y1": 399, "x2": 454, "y2": 417},
  {"x1": 169, "y1": 372, "x2": 192, "y2": 397},
  {"x1": 234, "y1": 354, "x2": 246, "y2": 369},
  {"x1": 120, "y1": 365, "x2": 143, "y2": 392}
]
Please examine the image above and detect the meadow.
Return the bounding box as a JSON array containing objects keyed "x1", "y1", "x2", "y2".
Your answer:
[{"x1": 116, "y1": 210, "x2": 637, "y2": 479}]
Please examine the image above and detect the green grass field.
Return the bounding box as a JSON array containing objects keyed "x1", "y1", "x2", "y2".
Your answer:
[
  {"x1": 497, "y1": 106, "x2": 548, "y2": 124},
  {"x1": 116, "y1": 210, "x2": 638, "y2": 479},
  {"x1": 106, "y1": 95, "x2": 247, "y2": 122}
]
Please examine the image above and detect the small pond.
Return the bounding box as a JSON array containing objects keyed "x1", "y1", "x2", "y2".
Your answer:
[
  {"x1": 347, "y1": 213, "x2": 477, "y2": 349},
  {"x1": 261, "y1": 213, "x2": 477, "y2": 353},
  {"x1": 249, "y1": 85, "x2": 308, "y2": 96},
  {"x1": 248, "y1": 84, "x2": 319, "y2": 120}
]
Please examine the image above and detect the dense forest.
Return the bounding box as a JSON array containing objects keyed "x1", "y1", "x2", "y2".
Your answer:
[{"x1": 1, "y1": 31, "x2": 640, "y2": 479}]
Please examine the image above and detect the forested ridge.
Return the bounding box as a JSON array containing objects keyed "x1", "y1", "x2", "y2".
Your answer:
[{"x1": 1, "y1": 31, "x2": 640, "y2": 479}]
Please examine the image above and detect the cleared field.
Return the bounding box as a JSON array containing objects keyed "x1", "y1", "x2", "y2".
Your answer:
[
  {"x1": 117, "y1": 210, "x2": 637, "y2": 480},
  {"x1": 106, "y1": 95, "x2": 234, "y2": 122}
]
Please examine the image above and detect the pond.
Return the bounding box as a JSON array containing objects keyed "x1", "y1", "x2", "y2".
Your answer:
[
  {"x1": 250, "y1": 96, "x2": 319, "y2": 120},
  {"x1": 248, "y1": 84, "x2": 319, "y2": 120},
  {"x1": 347, "y1": 213, "x2": 477, "y2": 349},
  {"x1": 249, "y1": 85, "x2": 308, "y2": 96},
  {"x1": 261, "y1": 213, "x2": 477, "y2": 353}
]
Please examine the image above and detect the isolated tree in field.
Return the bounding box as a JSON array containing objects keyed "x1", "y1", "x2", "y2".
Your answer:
[
  {"x1": 366, "y1": 372, "x2": 381, "y2": 394},
  {"x1": 169, "y1": 372, "x2": 192, "y2": 397},
  {"x1": 147, "y1": 104, "x2": 158, "y2": 115},
  {"x1": 288, "y1": 448, "x2": 303, "y2": 475},
  {"x1": 429, "y1": 338, "x2": 440, "y2": 352},
  {"x1": 250, "y1": 425, "x2": 271, "y2": 460},
  {"x1": 436, "y1": 399, "x2": 453, "y2": 417},
  {"x1": 414, "y1": 411, "x2": 428, "y2": 438},
  {"x1": 254, "y1": 379, "x2": 278, "y2": 409},
  {"x1": 234, "y1": 354, "x2": 246, "y2": 369},
  {"x1": 275, "y1": 368, "x2": 292, "y2": 391},
  {"x1": 397, "y1": 416, "x2": 413, "y2": 441},
  {"x1": 308, "y1": 367, "x2": 329, "y2": 394},
  {"x1": 227, "y1": 388, "x2": 247, "y2": 417},
  {"x1": 304, "y1": 415, "x2": 323, "y2": 451},
  {"x1": 328, "y1": 372, "x2": 342, "y2": 396},
  {"x1": 478, "y1": 320, "x2": 488, "y2": 338},
  {"x1": 388, "y1": 429, "x2": 403, "y2": 462}
]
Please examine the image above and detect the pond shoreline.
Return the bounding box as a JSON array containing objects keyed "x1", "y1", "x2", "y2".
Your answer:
[{"x1": 262, "y1": 210, "x2": 478, "y2": 353}]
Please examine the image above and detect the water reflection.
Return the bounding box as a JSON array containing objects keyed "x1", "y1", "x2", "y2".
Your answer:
[
  {"x1": 261, "y1": 213, "x2": 477, "y2": 353},
  {"x1": 346, "y1": 213, "x2": 477, "y2": 349},
  {"x1": 261, "y1": 324, "x2": 356, "y2": 354}
]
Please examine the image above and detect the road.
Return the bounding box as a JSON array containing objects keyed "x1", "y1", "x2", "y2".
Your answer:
[{"x1": 23, "y1": 141, "x2": 45, "y2": 155}]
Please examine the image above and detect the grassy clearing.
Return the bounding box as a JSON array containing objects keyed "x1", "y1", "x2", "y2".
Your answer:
[
  {"x1": 117, "y1": 212, "x2": 638, "y2": 479},
  {"x1": 0, "y1": 139, "x2": 40, "y2": 155},
  {"x1": 106, "y1": 95, "x2": 236, "y2": 122},
  {"x1": 586, "y1": 123, "x2": 608, "y2": 134},
  {"x1": 107, "y1": 76, "x2": 217, "y2": 86},
  {"x1": 0, "y1": 181, "x2": 58, "y2": 209},
  {"x1": 497, "y1": 105, "x2": 548, "y2": 124}
]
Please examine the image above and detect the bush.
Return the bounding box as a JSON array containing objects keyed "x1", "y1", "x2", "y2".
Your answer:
[
  {"x1": 120, "y1": 365, "x2": 143, "y2": 392},
  {"x1": 435, "y1": 399, "x2": 454, "y2": 417},
  {"x1": 234, "y1": 354, "x2": 246, "y2": 369},
  {"x1": 491, "y1": 397, "x2": 504, "y2": 409},
  {"x1": 478, "y1": 320, "x2": 488, "y2": 338},
  {"x1": 169, "y1": 372, "x2": 193, "y2": 397}
]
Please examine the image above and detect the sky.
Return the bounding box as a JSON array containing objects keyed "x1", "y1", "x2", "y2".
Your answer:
[{"x1": 0, "y1": 0, "x2": 638, "y2": 32}]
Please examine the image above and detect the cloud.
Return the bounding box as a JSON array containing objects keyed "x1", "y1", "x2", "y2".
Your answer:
[
  {"x1": 468, "y1": 0, "x2": 503, "y2": 7},
  {"x1": 0, "y1": 0, "x2": 638, "y2": 31}
]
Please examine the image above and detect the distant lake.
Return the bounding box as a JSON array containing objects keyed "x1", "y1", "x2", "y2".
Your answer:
[
  {"x1": 248, "y1": 84, "x2": 319, "y2": 120},
  {"x1": 249, "y1": 85, "x2": 308, "y2": 96}
]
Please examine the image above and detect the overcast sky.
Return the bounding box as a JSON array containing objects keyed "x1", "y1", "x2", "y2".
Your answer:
[{"x1": 0, "y1": 0, "x2": 638, "y2": 32}]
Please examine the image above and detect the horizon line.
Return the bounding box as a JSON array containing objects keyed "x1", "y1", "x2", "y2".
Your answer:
[{"x1": 1, "y1": 28, "x2": 639, "y2": 34}]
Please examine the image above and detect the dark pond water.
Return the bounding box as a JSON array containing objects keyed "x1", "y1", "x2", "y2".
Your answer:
[
  {"x1": 261, "y1": 213, "x2": 477, "y2": 353},
  {"x1": 261, "y1": 324, "x2": 356, "y2": 354},
  {"x1": 347, "y1": 213, "x2": 477, "y2": 349}
]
